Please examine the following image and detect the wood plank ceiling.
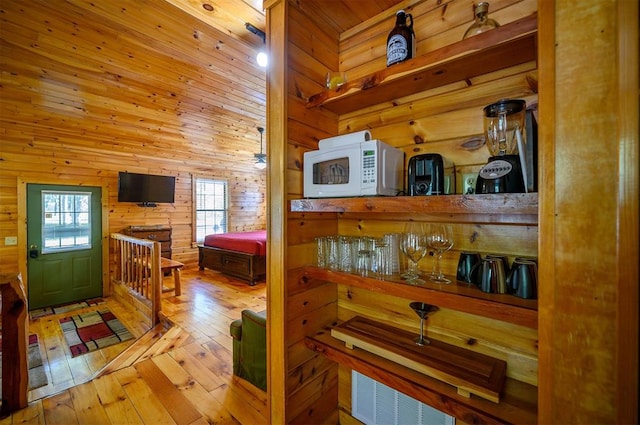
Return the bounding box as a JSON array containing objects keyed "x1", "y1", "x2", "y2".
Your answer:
[
  {"x1": 1, "y1": 0, "x2": 269, "y2": 166},
  {"x1": 161, "y1": 0, "x2": 404, "y2": 153},
  {"x1": 1, "y1": 0, "x2": 404, "y2": 167},
  {"x1": 152, "y1": 0, "x2": 403, "y2": 161}
]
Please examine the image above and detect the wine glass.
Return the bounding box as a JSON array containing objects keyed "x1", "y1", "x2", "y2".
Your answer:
[
  {"x1": 427, "y1": 224, "x2": 454, "y2": 284},
  {"x1": 424, "y1": 223, "x2": 437, "y2": 279},
  {"x1": 400, "y1": 222, "x2": 428, "y2": 284},
  {"x1": 409, "y1": 302, "x2": 439, "y2": 346}
]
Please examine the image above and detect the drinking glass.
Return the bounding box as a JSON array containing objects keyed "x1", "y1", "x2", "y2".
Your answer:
[
  {"x1": 338, "y1": 236, "x2": 353, "y2": 272},
  {"x1": 325, "y1": 71, "x2": 347, "y2": 90},
  {"x1": 400, "y1": 222, "x2": 428, "y2": 284},
  {"x1": 427, "y1": 224, "x2": 454, "y2": 284},
  {"x1": 326, "y1": 235, "x2": 340, "y2": 270},
  {"x1": 382, "y1": 233, "x2": 401, "y2": 275},
  {"x1": 355, "y1": 249, "x2": 373, "y2": 277},
  {"x1": 315, "y1": 236, "x2": 327, "y2": 268},
  {"x1": 373, "y1": 239, "x2": 394, "y2": 278}
]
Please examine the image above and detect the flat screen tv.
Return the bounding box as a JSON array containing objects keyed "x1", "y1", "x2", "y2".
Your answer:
[{"x1": 118, "y1": 172, "x2": 176, "y2": 206}]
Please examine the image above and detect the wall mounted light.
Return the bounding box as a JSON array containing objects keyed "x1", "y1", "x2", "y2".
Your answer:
[
  {"x1": 254, "y1": 126, "x2": 266, "y2": 169},
  {"x1": 256, "y1": 51, "x2": 268, "y2": 67},
  {"x1": 245, "y1": 22, "x2": 268, "y2": 68}
]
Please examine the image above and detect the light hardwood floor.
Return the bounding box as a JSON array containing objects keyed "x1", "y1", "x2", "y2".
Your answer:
[{"x1": 2, "y1": 268, "x2": 268, "y2": 424}]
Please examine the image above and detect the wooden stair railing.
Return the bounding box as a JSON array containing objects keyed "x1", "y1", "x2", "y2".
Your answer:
[
  {"x1": 110, "y1": 233, "x2": 162, "y2": 327},
  {"x1": 0, "y1": 273, "x2": 28, "y2": 417}
]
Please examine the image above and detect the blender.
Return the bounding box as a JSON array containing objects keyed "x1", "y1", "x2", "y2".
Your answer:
[{"x1": 475, "y1": 99, "x2": 528, "y2": 194}]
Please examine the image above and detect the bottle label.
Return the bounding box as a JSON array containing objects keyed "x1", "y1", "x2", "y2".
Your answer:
[{"x1": 387, "y1": 34, "x2": 408, "y2": 66}]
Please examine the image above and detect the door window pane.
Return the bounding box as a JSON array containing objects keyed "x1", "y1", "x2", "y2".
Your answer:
[{"x1": 42, "y1": 191, "x2": 92, "y2": 253}]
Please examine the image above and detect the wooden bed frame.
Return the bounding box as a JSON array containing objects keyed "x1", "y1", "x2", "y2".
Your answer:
[{"x1": 198, "y1": 244, "x2": 266, "y2": 285}]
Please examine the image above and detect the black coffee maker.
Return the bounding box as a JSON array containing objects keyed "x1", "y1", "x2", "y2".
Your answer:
[{"x1": 475, "y1": 99, "x2": 528, "y2": 194}]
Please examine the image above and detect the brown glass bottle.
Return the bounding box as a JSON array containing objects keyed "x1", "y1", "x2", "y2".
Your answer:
[{"x1": 386, "y1": 10, "x2": 415, "y2": 67}]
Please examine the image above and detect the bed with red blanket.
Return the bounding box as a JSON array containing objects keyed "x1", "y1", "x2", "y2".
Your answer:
[{"x1": 198, "y1": 230, "x2": 266, "y2": 285}]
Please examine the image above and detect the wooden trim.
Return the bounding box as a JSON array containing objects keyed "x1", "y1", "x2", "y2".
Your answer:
[
  {"x1": 538, "y1": 0, "x2": 639, "y2": 421},
  {"x1": 290, "y1": 193, "x2": 538, "y2": 225},
  {"x1": 536, "y1": 0, "x2": 555, "y2": 422},
  {"x1": 616, "y1": 0, "x2": 639, "y2": 422},
  {"x1": 265, "y1": 0, "x2": 288, "y2": 423},
  {"x1": 17, "y1": 177, "x2": 111, "y2": 299}
]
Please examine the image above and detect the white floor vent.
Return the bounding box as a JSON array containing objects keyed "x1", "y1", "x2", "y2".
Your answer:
[{"x1": 352, "y1": 371, "x2": 455, "y2": 425}]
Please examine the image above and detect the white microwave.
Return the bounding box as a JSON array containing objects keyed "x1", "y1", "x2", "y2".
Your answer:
[{"x1": 303, "y1": 139, "x2": 404, "y2": 198}]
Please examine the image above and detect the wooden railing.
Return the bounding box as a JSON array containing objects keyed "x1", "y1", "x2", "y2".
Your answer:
[
  {"x1": 1, "y1": 273, "x2": 28, "y2": 417},
  {"x1": 110, "y1": 233, "x2": 162, "y2": 327}
]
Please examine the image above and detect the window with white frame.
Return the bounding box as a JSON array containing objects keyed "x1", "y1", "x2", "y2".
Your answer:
[
  {"x1": 194, "y1": 177, "x2": 228, "y2": 243},
  {"x1": 42, "y1": 190, "x2": 92, "y2": 253}
]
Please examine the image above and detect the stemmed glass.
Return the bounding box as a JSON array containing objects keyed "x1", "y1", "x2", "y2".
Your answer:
[
  {"x1": 400, "y1": 222, "x2": 428, "y2": 284},
  {"x1": 427, "y1": 224, "x2": 454, "y2": 284},
  {"x1": 409, "y1": 302, "x2": 439, "y2": 346}
]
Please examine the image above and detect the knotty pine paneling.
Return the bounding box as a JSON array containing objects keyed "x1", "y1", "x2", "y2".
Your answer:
[
  {"x1": 287, "y1": 4, "x2": 339, "y2": 71},
  {"x1": 290, "y1": 372, "x2": 339, "y2": 425},
  {"x1": 0, "y1": 0, "x2": 266, "y2": 275},
  {"x1": 286, "y1": 348, "x2": 337, "y2": 395},
  {"x1": 300, "y1": 0, "x2": 401, "y2": 35},
  {"x1": 288, "y1": 366, "x2": 339, "y2": 421},
  {"x1": 339, "y1": 68, "x2": 538, "y2": 144}
]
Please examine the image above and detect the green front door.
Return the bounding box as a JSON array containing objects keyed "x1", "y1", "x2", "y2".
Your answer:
[{"x1": 27, "y1": 184, "x2": 103, "y2": 309}]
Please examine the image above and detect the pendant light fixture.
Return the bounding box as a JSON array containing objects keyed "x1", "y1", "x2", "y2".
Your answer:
[
  {"x1": 245, "y1": 22, "x2": 268, "y2": 67},
  {"x1": 254, "y1": 126, "x2": 266, "y2": 169}
]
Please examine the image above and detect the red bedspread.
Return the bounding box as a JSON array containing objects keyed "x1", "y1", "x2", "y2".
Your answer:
[{"x1": 203, "y1": 230, "x2": 267, "y2": 256}]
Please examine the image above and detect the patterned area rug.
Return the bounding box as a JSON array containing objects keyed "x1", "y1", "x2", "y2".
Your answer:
[
  {"x1": 59, "y1": 308, "x2": 133, "y2": 357},
  {"x1": 30, "y1": 297, "x2": 106, "y2": 320},
  {"x1": 0, "y1": 334, "x2": 48, "y2": 396}
]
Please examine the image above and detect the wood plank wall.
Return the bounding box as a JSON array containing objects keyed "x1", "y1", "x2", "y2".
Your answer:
[
  {"x1": 280, "y1": 0, "x2": 538, "y2": 422},
  {"x1": 0, "y1": 1, "x2": 267, "y2": 280},
  {"x1": 282, "y1": 1, "x2": 341, "y2": 422}
]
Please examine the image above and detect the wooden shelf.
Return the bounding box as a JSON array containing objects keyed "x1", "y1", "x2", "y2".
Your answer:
[
  {"x1": 302, "y1": 266, "x2": 537, "y2": 329},
  {"x1": 306, "y1": 13, "x2": 537, "y2": 114},
  {"x1": 332, "y1": 316, "x2": 507, "y2": 403},
  {"x1": 305, "y1": 330, "x2": 537, "y2": 425},
  {"x1": 290, "y1": 193, "x2": 538, "y2": 225}
]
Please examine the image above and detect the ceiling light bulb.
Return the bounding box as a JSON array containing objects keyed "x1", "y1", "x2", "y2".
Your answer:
[
  {"x1": 256, "y1": 51, "x2": 268, "y2": 67},
  {"x1": 254, "y1": 160, "x2": 267, "y2": 170}
]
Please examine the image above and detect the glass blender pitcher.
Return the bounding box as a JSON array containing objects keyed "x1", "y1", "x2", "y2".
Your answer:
[{"x1": 475, "y1": 99, "x2": 528, "y2": 193}]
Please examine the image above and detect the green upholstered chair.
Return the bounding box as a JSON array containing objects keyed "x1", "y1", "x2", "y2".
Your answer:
[{"x1": 229, "y1": 309, "x2": 267, "y2": 391}]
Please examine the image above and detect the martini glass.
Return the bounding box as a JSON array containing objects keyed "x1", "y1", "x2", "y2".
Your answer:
[{"x1": 409, "y1": 302, "x2": 439, "y2": 346}]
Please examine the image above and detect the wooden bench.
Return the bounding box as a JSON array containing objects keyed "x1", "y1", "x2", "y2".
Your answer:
[{"x1": 160, "y1": 257, "x2": 183, "y2": 296}]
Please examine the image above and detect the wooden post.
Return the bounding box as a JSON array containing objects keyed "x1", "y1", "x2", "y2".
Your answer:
[
  {"x1": 1, "y1": 273, "x2": 29, "y2": 417},
  {"x1": 538, "y1": 1, "x2": 639, "y2": 422},
  {"x1": 151, "y1": 241, "x2": 162, "y2": 326},
  {"x1": 264, "y1": 0, "x2": 288, "y2": 423}
]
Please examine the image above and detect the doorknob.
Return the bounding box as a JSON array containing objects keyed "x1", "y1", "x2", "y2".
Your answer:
[{"x1": 29, "y1": 244, "x2": 38, "y2": 258}]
